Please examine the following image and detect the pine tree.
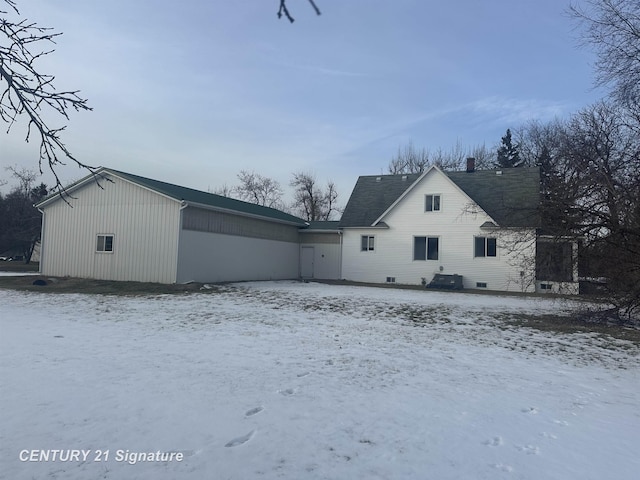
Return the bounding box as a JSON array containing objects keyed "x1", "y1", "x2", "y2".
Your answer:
[{"x1": 496, "y1": 129, "x2": 522, "y2": 168}]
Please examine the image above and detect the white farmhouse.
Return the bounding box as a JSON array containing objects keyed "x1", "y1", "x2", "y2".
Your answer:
[{"x1": 338, "y1": 161, "x2": 577, "y2": 293}]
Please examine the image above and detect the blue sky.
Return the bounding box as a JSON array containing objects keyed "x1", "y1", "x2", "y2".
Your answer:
[{"x1": 1, "y1": 0, "x2": 604, "y2": 202}]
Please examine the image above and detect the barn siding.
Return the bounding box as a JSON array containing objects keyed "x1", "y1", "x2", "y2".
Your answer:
[
  {"x1": 341, "y1": 169, "x2": 536, "y2": 292},
  {"x1": 183, "y1": 208, "x2": 299, "y2": 243},
  {"x1": 176, "y1": 228, "x2": 299, "y2": 283},
  {"x1": 40, "y1": 175, "x2": 181, "y2": 283}
]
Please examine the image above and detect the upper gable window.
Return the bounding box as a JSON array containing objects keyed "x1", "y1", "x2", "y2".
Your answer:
[
  {"x1": 361, "y1": 235, "x2": 375, "y2": 252},
  {"x1": 425, "y1": 194, "x2": 441, "y2": 212}
]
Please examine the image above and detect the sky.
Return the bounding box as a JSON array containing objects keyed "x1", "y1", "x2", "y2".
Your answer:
[{"x1": 1, "y1": 0, "x2": 605, "y2": 203}]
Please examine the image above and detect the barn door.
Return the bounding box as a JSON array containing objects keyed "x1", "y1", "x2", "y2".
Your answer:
[{"x1": 301, "y1": 246, "x2": 314, "y2": 278}]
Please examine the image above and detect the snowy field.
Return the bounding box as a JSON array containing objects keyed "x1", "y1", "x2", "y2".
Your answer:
[{"x1": 1, "y1": 281, "x2": 639, "y2": 480}]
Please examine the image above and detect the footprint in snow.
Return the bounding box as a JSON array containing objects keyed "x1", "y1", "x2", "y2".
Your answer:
[
  {"x1": 297, "y1": 371, "x2": 311, "y2": 378},
  {"x1": 516, "y1": 444, "x2": 540, "y2": 455},
  {"x1": 279, "y1": 388, "x2": 296, "y2": 396},
  {"x1": 483, "y1": 436, "x2": 503, "y2": 447},
  {"x1": 224, "y1": 430, "x2": 256, "y2": 448},
  {"x1": 522, "y1": 407, "x2": 539, "y2": 414},
  {"x1": 492, "y1": 463, "x2": 513, "y2": 472},
  {"x1": 245, "y1": 406, "x2": 264, "y2": 418}
]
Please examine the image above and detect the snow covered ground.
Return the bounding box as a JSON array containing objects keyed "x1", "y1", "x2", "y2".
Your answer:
[{"x1": 1, "y1": 281, "x2": 638, "y2": 480}]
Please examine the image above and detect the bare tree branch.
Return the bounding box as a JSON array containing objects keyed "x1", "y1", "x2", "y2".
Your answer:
[
  {"x1": 1, "y1": 0, "x2": 94, "y2": 194},
  {"x1": 278, "y1": 0, "x2": 321, "y2": 23}
]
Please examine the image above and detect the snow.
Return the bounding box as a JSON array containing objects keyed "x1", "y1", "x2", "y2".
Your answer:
[
  {"x1": 1, "y1": 281, "x2": 638, "y2": 479},
  {"x1": 0, "y1": 271, "x2": 39, "y2": 276}
]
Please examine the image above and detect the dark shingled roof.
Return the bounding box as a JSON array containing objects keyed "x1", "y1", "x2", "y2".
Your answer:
[
  {"x1": 339, "y1": 167, "x2": 540, "y2": 228},
  {"x1": 338, "y1": 174, "x2": 421, "y2": 228},
  {"x1": 106, "y1": 169, "x2": 308, "y2": 226}
]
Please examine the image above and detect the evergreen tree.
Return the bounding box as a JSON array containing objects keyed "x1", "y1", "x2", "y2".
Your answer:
[{"x1": 495, "y1": 129, "x2": 522, "y2": 168}]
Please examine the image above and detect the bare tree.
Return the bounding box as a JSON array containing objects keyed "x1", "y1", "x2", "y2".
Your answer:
[
  {"x1": 290, "y1": 171, "x2": 340, "y2": 221},
  {"x1": 569, "y1": 0, "x2": 640, "y2": 107},
  {"x1": 388, "y1": 140, "x2": 495, "y2": 174},
  {"x1": 387, "y1": 141, "x2": 430, "y2": 174},
  {"x1": 523, "y1": 103, "x2": 640, "y2": 321},
  {"x1": 234, "y1": 170, "x2": 285, "y2": 209},
  {"x1": 1, "y1": 0, "x2": 93, "y2": 192}
]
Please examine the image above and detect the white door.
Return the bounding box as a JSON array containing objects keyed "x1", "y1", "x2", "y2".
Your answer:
[{"x1": 301, "y1": 246, "x2": 314, "y2": 278}]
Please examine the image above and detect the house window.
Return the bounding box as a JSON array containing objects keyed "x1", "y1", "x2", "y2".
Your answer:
[
  {"x1": 96, "y1": 234, "x2": 114, "y2": 253},
  {"x1": 414, "y1": 236, "x2": 439, "y2": 260},
  {"x1": 425, "y1": 194, "x2": 441, "y2": 212},
  {"x1": 476, "y1": 282, "x2": 487, "y2": 288},
  {"x1": 361, "y1": 235, "x2": 375, "y2": 252},
  {"x1": 474, "y1": 237, "x2": 497, "y2": 257}
]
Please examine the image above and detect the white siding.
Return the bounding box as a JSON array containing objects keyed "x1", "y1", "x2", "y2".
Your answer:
[
  {"x1": 176, "y1": 229, "x2": 299, "y2": 283},
  {"x1": 40, "y1": 175, "x2": 181, "y2": 283},
  {"x1": 299, "y1": 232, "x2": 341, "y2": 280},
  {"x1": 341, "y1": 169, "x2": 537, "y2": 292}
]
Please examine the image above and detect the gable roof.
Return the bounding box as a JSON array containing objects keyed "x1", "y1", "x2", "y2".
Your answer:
[
  {"x1": 338, "y1": 174, "x2": 420, "y2": 228},
  {"x1": 446, "y1": 167, "x2": 540, "y2": 227},
  {"x1": 38, "y1": 168, "x2": 308, "y2": 227},
  {"x1": 339, "y1": 167, "x2": 540, "y2": 228}
]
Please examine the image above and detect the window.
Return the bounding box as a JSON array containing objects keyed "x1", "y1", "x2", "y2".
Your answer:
[
  {"x1": 361, "y1": 235, "x2": 375, "y2": 252},
  {"x1": 474, "y1": 237, "x2": 496, "y2": 257},
  {"x1": 386, "y1": 277, "x2": 396, "y2": 283},
  {"x1": 425, "y1": 194, "x2": 441, "y2": 212},
  {"x1": 414, "y1": 236, "x2": 439, "y2": 260},
  {"x1": 96, "y1": 234, "x2": 114, "y2": 253},
  {"x1": 476, "y1": 282, "x2": 487, "y2": 288}
]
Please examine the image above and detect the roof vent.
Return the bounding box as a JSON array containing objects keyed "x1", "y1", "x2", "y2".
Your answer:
[
  {"x1": 401, "y1": 175, "x2": 408, "y2": 181},
  {"x1": 496, "y1": 170, "x2": 503, "y2": 176},
  {"x1": 376, "y1": 176, "x2": 382, "y2": 182}
]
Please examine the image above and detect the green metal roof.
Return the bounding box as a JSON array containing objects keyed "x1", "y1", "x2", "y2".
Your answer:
[
  {"x1": 38, "y1": 168, "x2": 308, "y2": 226},
  {"x1": 339, "y1": 167, "x2": 540, "y2": 228},
  {"x1": 106, "y1": 169, "x2": 308, "y2": 226}
]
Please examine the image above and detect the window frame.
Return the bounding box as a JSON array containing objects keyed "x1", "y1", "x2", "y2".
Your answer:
[
  {"x1": 360, "y1": 235, "x2": 375, "y2": 252},
  {"x1": 474, "y1": 236, "x2": 497, "y2": 258},
  {"x1": 96, "y1": 234, "x2": 115, "y2": 253},
  {"x1": 413, "y1": 236, "x2": 439, "y2": 261},
  {"x1": 425, "y1": 194, "x2": 442, "y2": 212}
]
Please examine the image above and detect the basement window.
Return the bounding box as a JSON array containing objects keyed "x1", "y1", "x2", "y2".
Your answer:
[
  {"x1": 425, "y1": 194, "x2": 441, "y2": 212},
  {"x1": 96, "y1": 234, "x2": 114, "y2": 253},
  {"x1": 386, "y1": 277, "x2": 396, "y2": 283},
  {"x1": 476, "y1": 282, "x2": 487, "y2": 288},
  {"x1": 361, "y1": 235, "x2": 375, "y2": 252}
]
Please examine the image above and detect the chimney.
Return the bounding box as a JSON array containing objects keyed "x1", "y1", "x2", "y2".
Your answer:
[{"x1": 466, "y1": 157, "x2": 476, "y2": 173}]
